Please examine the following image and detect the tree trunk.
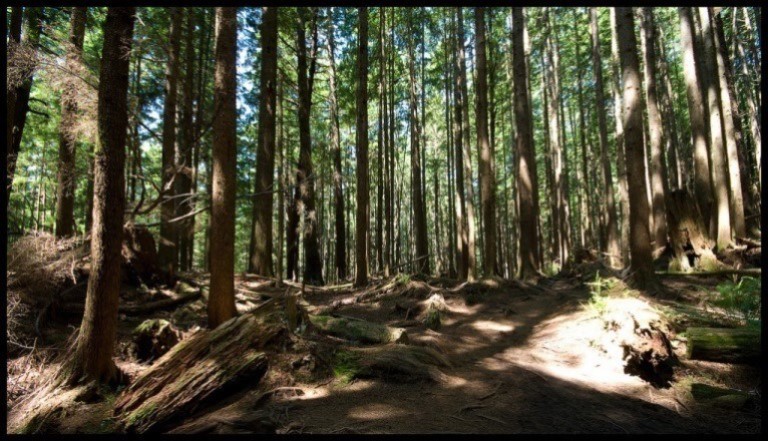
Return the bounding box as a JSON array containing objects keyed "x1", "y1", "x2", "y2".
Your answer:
[
  {"x1": 678, "y1": 7, "x2": 714, "y2": 238},
  {"x1": 639, "y1": 8, "x2": 669, "y2": 253},
  {"x1": 697, "y1": 7, "x2": 731, "y2": 251},
  {"x1": 474, "y1": 7, "x2": 497, "y2": 278},
  {"x1": 208, "y1": 7, "x2": 238, "y2": 329},
  {"x1": 296, "y1": 8, "x2": 324, "y2": 285},
  {"x1": 55, "y1": 7, "x2": 87, "y2": 238},
  {"x1": 615, "y1": 7, "x2": 654, "y2": 289},
  {"x1": 159, "y1": 8, "x2": 182, "y2": 275},
  {"x1": 55, "y1": 7, "x2": 135, "y2": 387},
  {"x1": 407, "y1": 9, "x2": 429, "y2": 276},
  {"x1": 7, "y1": 7, "x2": 41, "y2": 209},
  {"x1": 610, "y1": 8, "x2": 631, "y2": 267},
  {"x1": 512, "y1": 7, "x2": 540, "y2": 279},
  {"x1": 177, "y1": 9, "x2": 196, "y2": 271},
  {"x1": 710, "y1": 9, "x2": 746, "y2": 239},
  {"x1": 590, "y1": 8, "x2": 621, "y2": 267},
  {"x1": 355, "y1": 7, "x2": 370, "y2": 287},
  {"x1": 247, "y1": 7, "x2": 278, "y2": 277}
]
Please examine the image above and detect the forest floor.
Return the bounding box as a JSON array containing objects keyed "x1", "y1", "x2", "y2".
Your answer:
[{"x1": 7, "y1": 266, "x2": 761, "y2": 434}]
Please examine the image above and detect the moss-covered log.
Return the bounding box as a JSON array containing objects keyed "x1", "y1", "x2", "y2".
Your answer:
[
  {"x1": 690, "y1": 383, "x2": 753, "y2": 409},
  {"x1": 309, "y1": 314, "x2": 408, "y2": 344},
  {"x1": 334, "y1": 344, "x2": 451, "y2": 383},
  {"x1": 114, "y1": 310, "x2": 286, "y2": 433},
  {"x1": 686, "y1": 327, "x2": 760, "y2": 364}
]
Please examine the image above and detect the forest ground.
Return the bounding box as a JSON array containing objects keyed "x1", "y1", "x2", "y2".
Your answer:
[{"x1": 7, "y1": 266, "x2": 761, "y2": 434}]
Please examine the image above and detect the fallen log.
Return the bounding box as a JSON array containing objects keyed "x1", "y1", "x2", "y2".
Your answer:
[
  {"x1": 336, "y1": 344, "x2": 451, "y2": 383},
  {"x1": 686, "y1": 327, "x2": 760, "y2": 364},
  {"x1": 656, "y1": 268, "x2": 761, "y2": 277},
  {"x1": 114, "y1": 309, "x2": 286, "y2": 433},
  {"x1": 690, "y1": 383, "x2": 753, "y2": 409},
  {"x1": 309, "y1": 315, "x2": 408, "y2": 344},
  {"x1": 59, "y1": 285, "x2": 201, "y2": 316}
]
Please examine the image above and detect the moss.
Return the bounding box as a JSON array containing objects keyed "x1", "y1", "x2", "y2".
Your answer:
[
  {"x1": 332, "y1": 350, "x2": 362, "y2": 384},
  {"x1": 125, "y1": 402, "x2": 158, "y2": 428},
  {"x1": 423, "y1": 309, "x2": 441, "y2": 331},
  {"x1": 395, "y1": 273, "x2": 411, "y2": 286}
]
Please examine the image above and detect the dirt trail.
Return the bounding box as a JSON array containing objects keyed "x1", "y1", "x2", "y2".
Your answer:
[{"x1": 197, "y1": 276, "x2": 756, "y2": 434}]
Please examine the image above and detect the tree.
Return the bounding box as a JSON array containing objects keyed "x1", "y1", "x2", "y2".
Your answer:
[
  {"x1": 208, "y1": 6, "x2": 238, "y2": 329},
  {"x1": 355, "y1": 7, "x2": 370, "y2": 286},
  {"x1": 590, "y1": 7, "x2": 620, "y2": 267},
  {"x1": 474, "y1": 7, "x2": 498, "y2": 278},
  {"x1": 55, "y1": 7, "x2": 87, "y2": 238},
  {"x1": 7, "y1": 7, "x2": 41, "y2": 209},
  {"x1": 678, "y1": 7, "x2": 713, "y2": 237},
  {"x1": 639, "y1": 7, "x2": 669, "y2": 252},
  {"x1": 295, "y1": 7, "x2": 324, "y2": 285},
  {"x1": 55, "y1": 6, "x2": 135, "y2": 386},
  {"x1": 159, "y1": 8, "x2": 182, "y2": 274},
  {"x1": 697, "y1": 7, "x2": 731, "y2": 250},
  {"x1": 610, "y1": 8, "x2": 631, "y2": 266},
  {"x1": 407, "y1": 8, "x2": 429, "y2": 275},
  {"x1": 615, "y1": 7, "x2": 653, "y2": 288},
  {"x1": 177, "y1": 8, "x2": 197, "y2": 271},
  {"x1": 248, "y1": 7, "x2": 278, "y2": 276},
  {"x1": 512, "y1": 7, "x2": 540, "y2": 279}
]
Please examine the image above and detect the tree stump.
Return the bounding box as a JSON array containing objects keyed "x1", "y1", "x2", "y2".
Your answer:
[
  {"x1": 666, "y1": 189, "x2": 715, "y2": 271},
  {"x1": 114, "y1": 309, "x2": 286, "y2": 433},
  {"x1": 132, "y1": 319, "x2": 181, "y2": 363},
  {"x1": 121, "y1": 224, "x2": 174, "y2": 287},
  {"x1": 308, "y1": 315, "x2": 408, "y2": 344}
]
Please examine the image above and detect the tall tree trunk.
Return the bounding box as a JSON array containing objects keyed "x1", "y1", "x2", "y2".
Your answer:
[
  {"x1": 452, "y1": 10, "x2": 469, "y2": 280},
  {"x1": 277, "y1": 75, "x2": 285, "y2": 282},
  {"x1": 610, "y1": 8, "x2": 631, "y2": 266},
  {"x1": 355, "y1": 7, "x2": 370, "y2": 287},
  {"x1": 474, "y1": 7, "x2": 497, "y2": 277},
  {"x1": 590, "y1": 7, "x2": 620, "y2": 266},
  {"x1": 407, "y1": 9, "x2": 429, "y2": 275},
  {"x1": 710, "y1": 8, "x2": 745, "y2": 238},
  {"x1": 208, "y1": 7, "x2": 238, "y2": 329},
  {"x1": 7, "y1": 7, "x2": 41, "y2": 209},
  {"x1": 733, "y1": 9, "x2": 761, "y2": 188},
  {"x1": 512, "y1": 7, "x2": 540, "y2": 279},
  {"x1": 327, "y1": 8, "x2": 346, "y2": 281},
  {"x1": 615, "y1": 7, "x2": 654, "y2": 288},
  {"x1": 698, "y1": 7, "x2": 731, "y2": 250},
  {"x1": 457, "y1": 8, "x2": 477, "y2": 280},
  {"x1": 247, "y1": 7, "x2": 278, "y2": 276},
  {"x1": 678, "y1": 7, "x2": 714, "y2": 233},
  {"x1": 55, "y1": 7, "x2": 87, "y2": 238},
  {"x1": 296, "y1": 8, "x2": 324, "y2": 285},
  {"x1": 177, "y1": 8, "x2": 196, "y2": 271},
  {"x1": 376, "y1": 8, "x2": 385, "y2": 275},
  {"x1": 159, "y1": 8, "x2": 182, "y2": 275},
  {"x1": 640, "y1": 7, "x2": 669, "y2": 252},
  {"x1": 55, "y1": 7, "x2": 135, "y2": 386}
]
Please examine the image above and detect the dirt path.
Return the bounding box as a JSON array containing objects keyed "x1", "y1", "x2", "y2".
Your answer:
[{"x1": 241, "y1": 277, "x2": 756, "y2": 434}]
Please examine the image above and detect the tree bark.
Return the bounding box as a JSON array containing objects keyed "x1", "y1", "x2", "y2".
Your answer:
[
  {"x1": 474, "y1": 7, "x2": 497, "y2": 278},
  {"x1": 697, "y1": 7, "x2": 731, "y2": 251},
  {"x1": 327, "y1": 8, "x2": 346, "y2": 281},
  {"x1": 248, "y1": 7, "x2": 278, "y2": 277},
  {"x1": 615, "y1": 7, "x2": 654, "y2": 288},
  {"x1": 295, "y1": 8, "x2": 324, "y2": 285},
  {"x1": 678, "y1": 7, "x2": 714, "y2": 238},
  {"x1": 208, "y1": 7, "x2": 238, "y2": 329},
  {"x1": 639, "y1": 7, "x2": 669, "y2": 252},
  {"x1": 55, "y1": 7, "x2": 135, "y2": 386},
  {"x1": 55, "y1": 7, "x2": 87, "y2": 238},
  {"x1": 177, "y1": 8, "x2": 196, "y2": 271},
  {"x1": 355, "y1": 7, "x2": 370, "y2": 287},
  {"x1": 159, "y1": 8, "x2": 182, "y2": 275}
]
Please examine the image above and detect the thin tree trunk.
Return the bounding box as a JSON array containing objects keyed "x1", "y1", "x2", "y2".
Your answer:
[
  {"x1": 159, "y1": 8, "x2": 182, "y2": 275},
  {"x1": 615, "y1": 7, "x2": 654, "y2": 288},
  {"x1": 55, "y1": 7, "x2": 87, "y2": 238},
  {"x1": 610, "y1": 8, "x2": 631, "y2": 266},
  {"x1": 355, "y1": 7, "x2": 370, "y2": 287},
  {"x1": 177, "y1": 8, "x2": 196, "y2": 271},
  {"x1": 376, "y1": 7, "x2": 385, "y2": 275},
  {"x1": 452, "y1": 10, "x2": 469, "y2": 280},
  {"x1": 640, "y1": 7, "x2": 669, "y2": 252},
  {"x1": 512, "y1": 7, "x2": 540, "y2": 279},
  {"x1": 247, "y1": 7, "x2": 278, "y2": 276},
  {"x1": 55, "y1": 7, "x2": 135, "y2": 386},
  {"x1": 208, "y1": 6, "x2": 238, "y2": 328},
  {"x1": 327, "y1": 8, "x2": 346, "y2": 281}
]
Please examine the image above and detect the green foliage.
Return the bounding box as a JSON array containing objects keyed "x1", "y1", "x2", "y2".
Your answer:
[
  {"x1": 582, "y1": 273, "x2": 619, "y2": 317},
  {"x1": 710, "y1": 276, "x2": 761, "y2": 326},
  {"x1": 332, "y1": 349, "x2": 362, "y2": 384}
]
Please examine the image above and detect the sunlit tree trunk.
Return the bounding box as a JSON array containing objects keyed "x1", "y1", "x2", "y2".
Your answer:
[
  {"x1": 55, "y1": 7, "x2": 87, "y2": 238},
  {"x1": 610, "y1": 8, "x2": 631, "y2": 266},
  {"x1": 55, "y1": 7, "x2": 135, "y2": 386},
  {"x1": 248, "y1": 7, "x2": 278, "y2": 276},
  {"x1": 208, "y1": 7, "x2": 238, "y2": 328},
  {"x1": 615, "y1": 7, "x2": 654, "y2": 288},
  {"x1": 512, "y1": 7, "x2": 540, "y2": 279}
]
